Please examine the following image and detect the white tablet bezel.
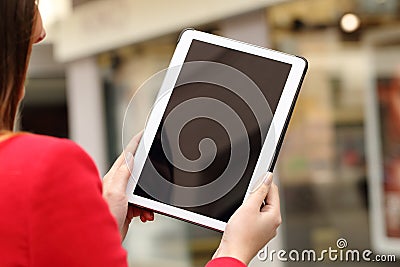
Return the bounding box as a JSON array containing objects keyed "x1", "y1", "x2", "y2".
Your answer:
[{"x1": 126, "y1": 29, "x2": 307, "y2": 232}]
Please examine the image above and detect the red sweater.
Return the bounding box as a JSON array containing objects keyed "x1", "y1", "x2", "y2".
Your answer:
[{"x1": 0, "y1": 134, "x2": 245, "y2": 267}]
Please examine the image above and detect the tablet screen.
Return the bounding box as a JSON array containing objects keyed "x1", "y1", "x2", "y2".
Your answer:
[{"x1": 134, "y1": 40, "x2": 292, "y2": 223}]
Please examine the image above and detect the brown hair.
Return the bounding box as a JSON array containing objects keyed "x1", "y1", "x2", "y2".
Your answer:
[{"x1": 0, "y1": 0, "x2": 37, "y2": 131}]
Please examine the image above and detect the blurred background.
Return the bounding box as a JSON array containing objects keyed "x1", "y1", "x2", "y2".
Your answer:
[{"x1": 23, "y1": 0, "x2": 400, "y2": 266}]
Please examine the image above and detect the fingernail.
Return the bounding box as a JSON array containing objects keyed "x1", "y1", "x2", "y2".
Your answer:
[
  {"x1": 250, "y1": 172, "x2": 270, "y2": 193},
  {"x1": 264, "y1": 172, "x2": 273, "y2": 186},
  {"x1": 126, "y1": 152, "x2": 133, "y2": 167},
  {"x1": 126, "y1": 152, "x2": 133, "y2": 161}
]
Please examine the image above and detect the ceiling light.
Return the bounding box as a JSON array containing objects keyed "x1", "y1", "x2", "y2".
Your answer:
[{"x1": 340, "y1": 13, "x2": 361, "y2": 33}]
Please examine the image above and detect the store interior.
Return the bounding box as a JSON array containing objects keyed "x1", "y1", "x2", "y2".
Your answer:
[{"x1": 24, "y1": 0, "x2": 400, "y2": 266}]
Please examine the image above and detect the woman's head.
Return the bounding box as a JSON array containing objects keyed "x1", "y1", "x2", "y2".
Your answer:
[{"x1": 0, "y1": 0, "x2": 46, "y2": 131}]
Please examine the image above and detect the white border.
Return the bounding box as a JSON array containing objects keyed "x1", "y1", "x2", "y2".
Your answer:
[{"x1": 127, "y1": 29, "x2": 307, "y2": 232}]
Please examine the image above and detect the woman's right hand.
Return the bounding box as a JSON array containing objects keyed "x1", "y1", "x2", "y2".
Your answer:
[
  {"x1": 213, "y1": 172, "x2": 281, "y2": 265},
  {"x1": 102, "y1": 131, "x2": 154, "y2": 240}
]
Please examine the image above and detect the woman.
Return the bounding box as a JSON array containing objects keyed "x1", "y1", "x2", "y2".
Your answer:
[{"x1": 0, "y1": 1, "x2": 281, "y2": 266}]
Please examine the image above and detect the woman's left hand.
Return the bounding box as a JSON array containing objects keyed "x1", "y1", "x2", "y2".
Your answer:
[{"x1": 102, "y1": 131, "x2": 154, "y2": 240}]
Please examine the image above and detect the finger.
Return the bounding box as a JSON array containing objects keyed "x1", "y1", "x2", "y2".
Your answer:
[
  {"x1": 139, "y1": 209, "x2": 152, "y2": 222},
  {"x1": 125, "y1": 130, "x2": 143, "y2": 156},
  {"x1": 111, "y1": 152, "x2": 134, "y2": 194},
  {"x1": 261, "y1": 183, "x2": 280, "y2": 213},
  {"x1": 246, "y1": 172, "x2": 273, "y2": 210},
  {"x1": 132, "y1": 207, "x2": 142, "y2": 217},
  {"x1": 149, "y1": 213, "x2": 155, "y2": 221},
  {"x1": 106, "y1": 153, "x2": 125, "y2": 178},
  {"x1": 106, "y1": 131, "x2": 143, "y2": 177},
  {"x1": 142, "y1": 210, "x2": 154, "y2": 221}
]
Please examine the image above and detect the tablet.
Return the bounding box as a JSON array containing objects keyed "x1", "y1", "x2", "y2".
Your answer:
[{"x1": 126, "y1": 29, "x2": 307, "y2": 232}]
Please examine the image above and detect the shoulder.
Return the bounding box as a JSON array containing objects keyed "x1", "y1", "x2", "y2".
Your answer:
[
  {"x1": 7, "y1": 133, "x2": 98, "y2": 173},
  {"x1": 2, "y1": 134, "x2": 100, "y2": 188},
  {"x1": 16, "y1": 134, "x2": 103, "y2": 209},
  {"x1": 10, "y1": 133, "x2": 90, "y2": 159},
  {"x1": 22, "y1": 135, "x2": 127, "y2": 266}
]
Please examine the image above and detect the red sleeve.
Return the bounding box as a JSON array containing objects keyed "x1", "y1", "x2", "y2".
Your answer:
[
  {"x1": 205, "y1": 257, "x2": 246, "y2": 267},
  {"x1": 29, "y1": 139, "x2": 128, "y2": 267}
]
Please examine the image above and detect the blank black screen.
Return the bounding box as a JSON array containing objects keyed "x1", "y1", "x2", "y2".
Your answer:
[{"x1": 134, "y1": 40, "x2": 291, "y2": 223}]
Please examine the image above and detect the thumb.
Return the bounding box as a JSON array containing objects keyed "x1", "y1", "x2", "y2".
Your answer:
[
  {"x1": 246, "y1": 172, "x2": 273, "y2": 209},
  {"x1": 113, "y1": 152, "x2": 134, "y2": 193},
  {"x1": 126, "y1": 131, "x2": 143, "y2": 155}
]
